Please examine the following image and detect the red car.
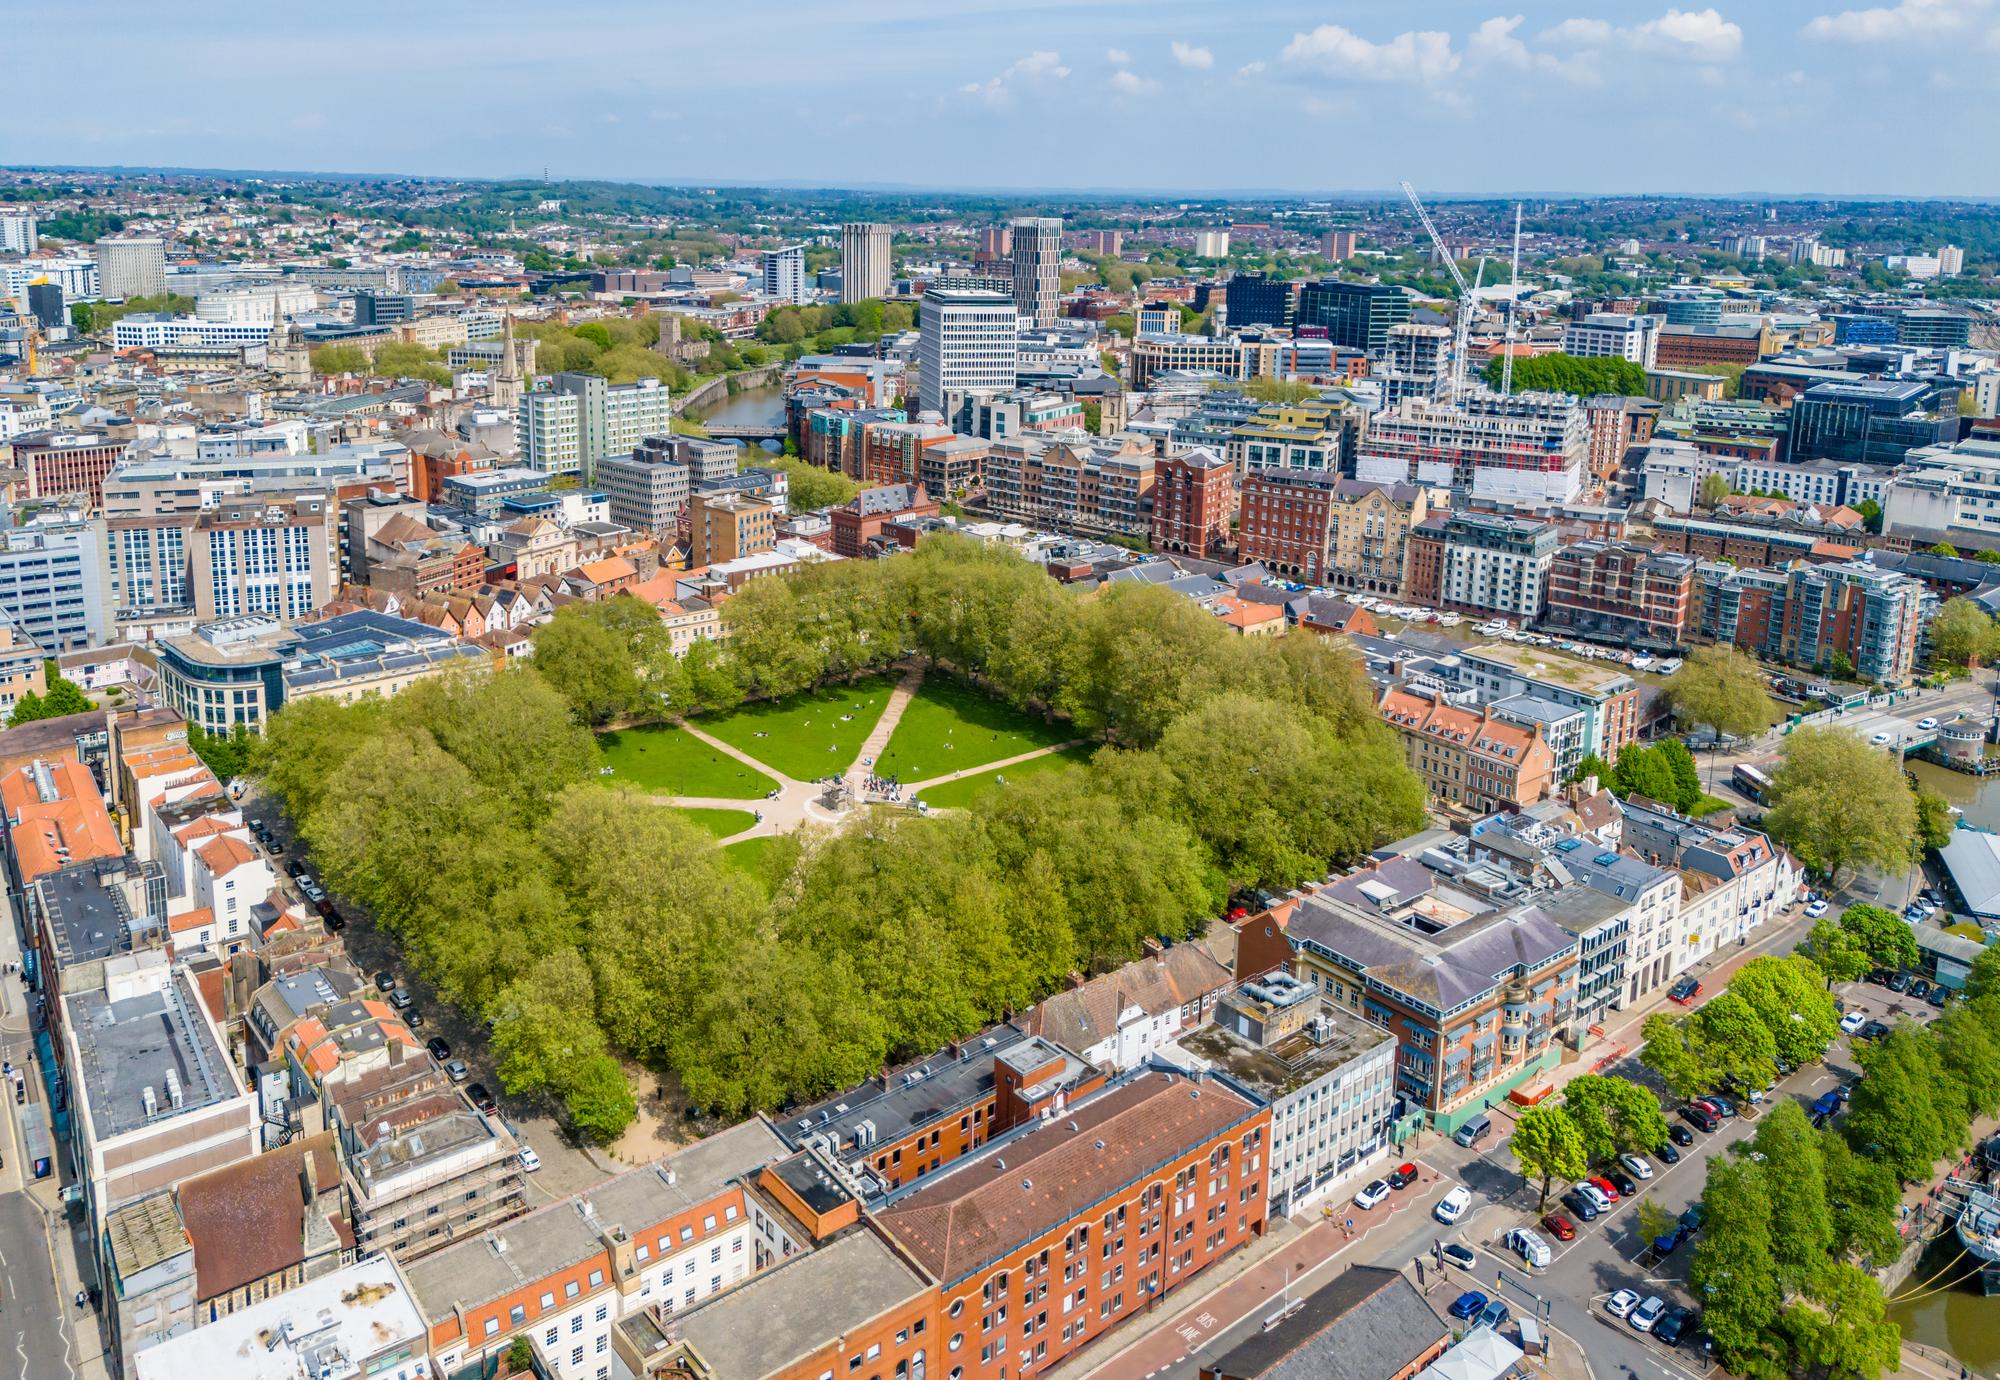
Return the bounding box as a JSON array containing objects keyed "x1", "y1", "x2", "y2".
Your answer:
[
  {"x1": 1388, "y1": 1162, "x2": 1420, "y2": 1189},
  {"x1": 1540, "y1": 1213, "x2": 1577, "y2": 1241},
  {"x1": 1588, "y1": 1176, "x2": 1621, "y2": 1202}
]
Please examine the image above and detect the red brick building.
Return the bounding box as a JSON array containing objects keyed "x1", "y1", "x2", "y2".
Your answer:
[
  {"x1": 1235, "y1": 468, "x2": 1338, "y2": 578},
  {"x1": 1405, "y1": 517, "x2": 1447, "y2": 606},
  {"x1": 16, "y1": 432, "x2": 122, "y2": 506},
  {"x1": 1542, "y1": 540, "x2": 1697, "y2": 646},
  {"x1": 862, "y1": 420, "x2": 956, "y2": 487},
  {"x1": 830, "y1": 483, "x2": 941, "y2": 558},
  {"x1": 876, "y1": 1069, "x2": 1271, "y2": 1380},
  {"x1": 1151, "y1": 449, "x2": 1235, "y2": 556}
]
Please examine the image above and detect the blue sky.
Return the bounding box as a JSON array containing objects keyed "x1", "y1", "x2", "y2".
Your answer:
[{"x1": 7, "y1": 1, "x2": 1992, "y2": 196}]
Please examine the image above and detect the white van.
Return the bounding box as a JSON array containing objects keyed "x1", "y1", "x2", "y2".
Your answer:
[
  {"x1": 1435, "y1": 1185, "x2": 1473, "y2": 1224},
  {"x1": 1506, "y1": 1227, "x2": 1552, "y2": 1268}
]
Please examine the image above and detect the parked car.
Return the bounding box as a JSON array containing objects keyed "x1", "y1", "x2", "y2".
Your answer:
[
  {"x1": 1859, "y1": 1020, "x2": 1893, "y2": 1041},
  {"x1": 1354, "y1": 1180, "x2": 1392, "y2": 1210},
  {"x1": 1631, "y1": 1296, "x2": 1667, "y2": 1332},
  {"x1": 1608, "y1": 1168, "x2": 1640, "y2": 1197},
  {"x1": 1606, "y1": 1289, "x2": 1640, "y2": 1319},
  {"x1": 1701, "y1": 1095, "x2": 1737, "y2": 1119},
  {"x1": 1929, "y1": 985, "x2": 1950, "y2": 1008},
  {"x1": 1911, "y1": 979, "x2": 1933, "y2": 1002},
  {"x1": 1577, "y1": 1183, "x2": 1612, "y2": 1213},
  {"x1": 1476, "y1": 1298, "x2": 1511, "y2": 1330},
  {"x1": 1681, "y1": 1104, "x2": 1720, "y2": 1133},
  {"x1": 467, "y1": 1083, "x2": 498, "y2": 1114},
  {"x1": 1653, "y1": 1140, "x2": 1681, "y2": 1165},
  {"x1": 374, "y1": 971, "x2": 398, "y2": 993},
  {"x1": 1805, "y1": 899, "x2": 1829, "y2": 918},
  {"x1": 323, "y1": 909, "x2": 346, "y2": 932},
  {"x1": 1655, "y1": 1304, "x2": 1698, "y2": 1346},
  {"x1": 1669, "y1": 976, "x2": 1701, "y2": 1004},
  {"x1": 1561, "y1": 1189, "x2": 1601, "y2": 1222},
  {"x1": 426, "y1": 1037, "x2": 451, "y2": 1061},
  {"x1": 1886, "y1": 971, "x2": 1912, "y2": 993},
  {"x1": 286, "y1": 860, "x2": 307, "y2": 878},
  {"x1": 1587, "y1": 1176, "x2": 1621, "y2": 1202},
  {"x1": 1668, "y1": 1122, "x2": 1695, "y2": 1147},
  {"x1": 1619, "y1": 1153, "x2": 1654, "y2": 1180},
  {"x1": 1388, "y1": 1162, "x2": 1419, "y2": 1189},
  {"x1": 404, "y1": 1008, "x2": 425, "y2": 1029},
  {"x1": 388, "y1": 988, "x2": 414, "y2": 1010},
  {"x1": 1506, "y1": 1227, "x2": 1551, "y2": 1268},
  {"x1": 1812, "y1": 1089, "x2": 1843, "y2": 1119},
  {"x1": 1680, "y1": 1203, "x2": 1706, "y2": 1234},
  {"x1": 444, "y1": 1059, "x2": 469, "y2": 1082},
  {"x1": 1449, "y1": 1291, "x2": 1488, "y2": 1321},
  {"x1": 1654, "y1": 1227, "x2": 1686, "y2": 1255},
  {"x1": 1435, "y1": 1186, "x2": 1472, "y2": 1224},
  {"x1": 1839, "y1": 1009, "x2": 1868, "y2": 1035},
  {"x1": 1440, "y1": 1243, "x2": 1478, "y2": 1272},
  {"x1": 518, "y1": 1146, "x2": 541, "y2": 1173},
  {"x1": 1541, "y1": 1213, "x2": 1576, "y2": 1241}
]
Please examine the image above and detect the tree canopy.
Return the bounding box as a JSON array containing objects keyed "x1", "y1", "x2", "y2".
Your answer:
[
  {"x1": 1480, "y1": 352, "x2": 1647, "y2": 397},
  {"x1": 1762, "y1": 727, "x2": 1918, "y2": 887}
]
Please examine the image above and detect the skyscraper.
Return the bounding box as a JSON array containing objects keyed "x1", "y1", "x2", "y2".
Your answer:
[
  {"x1": 1010, "y1": 217, "x2": 1062, "y2": 328},
  {"x1": 94, "y1": 236, "x2": 167, "y2": 301},
  {"x1": 918, "y1": 289, "x2": 1017, "y2": 415},
  {"x1": 840, "y1": 223, "x2": 892, "y2": 303},
  {"x1": 761, "y1": 245, "x2": 807, "y2": 305},
  {"x1": 0, "y1": 210, "x2": 37, "y2": 255},
  {"x1": 1296, "y1": 280, "x2": 1410, "y2": 353}
]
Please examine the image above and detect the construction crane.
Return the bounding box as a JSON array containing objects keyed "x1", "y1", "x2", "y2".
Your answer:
[
  {"x1": 1501, "y1": 203, "x2": 1523, "y2": 396},
  {"x1": 1400, "y1": 180, "x2": 1482, "y2": 401}
]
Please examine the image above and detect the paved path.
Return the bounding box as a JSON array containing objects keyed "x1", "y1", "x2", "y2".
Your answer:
[
  {"x1": 662, "y1": 719, "x2": 865, "y2": 843},
  {"x1": 844, "y1": 667, "x2": 925, "y2": 798},
  {"x1": 903, "y1": 740, "x2": 1088, "y2": 797}
]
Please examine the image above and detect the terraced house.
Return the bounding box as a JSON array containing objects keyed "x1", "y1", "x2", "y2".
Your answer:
[
  {"x1": 1281, "y1": 859, "x2": 1581, "y2": 1133},
  {"x1": 1376, "y1": 686, "x2": 1558, "y2": 814}
]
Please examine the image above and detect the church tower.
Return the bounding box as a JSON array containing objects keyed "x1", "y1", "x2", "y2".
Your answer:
[
  {"x1": 492, "y1": 314, "x2": 524, "y2": 411},
  {"x1": 265, "y1": 297, "x2": 311, "y2": 388}
]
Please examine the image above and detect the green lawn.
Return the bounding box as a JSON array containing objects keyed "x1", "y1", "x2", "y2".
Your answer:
[
  {"x1": 669, "y1": 807, "x2": 759, "y2": 839},
  {"x1": 697, "y1": 675, "x2": 897, "y2": 780},
  {"x1": 872, "y1": 678, "x2": 1075, "y2": 785},
  {"x1": 915, "y1": 745, "x2": 1093, "y2": 810},
  {"x1": 596, "y1": 725, "x2": 776, "y2": 799}
]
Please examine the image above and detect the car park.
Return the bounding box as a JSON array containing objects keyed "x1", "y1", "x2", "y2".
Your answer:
[
  {"x1": 1541, "y1": 1213, "x2": 1576, "y2": 1242},
  {"x1": 1560, "y1": 1189, "x2": 1601, "y2": 1222},
  {"x1": 1655, "y1": 1305, "x2": 1698, "y2": 1346},
  {"x1": 1631, "y1": 1296, "x2": 1667, "y2": 1332},
  {"x1": 1476, "y1": 1298, "x2": 1511, "y2": 1330},
  {"x1": 1506, "y1": 1228, "x2": 1551, "y2": 1267},
  {"x1": 1606, "y1": 1289, "x2": 1640, "y2": 1319},
  {"x1": 1668, "y1": 1122, "x2": 1695, "y2": 1146},
  {"x1": 1435, "y1": 1186, "x2": 1472, "y2": 1224},
  {"x1": 1449, "y1": 1291, "x2": 1488, "y2": 1321},
  {"x1": 1653, "y1": 1141, "x2": 1681, "y2": 1164},
  {"x1": 1354, "y1": 1180, "x2": 1391, "y2": 1210},
  {"x1": 1388, "y1": 1162, "x2": 1419, "y2": 1189},
  {"x1": 426, "y1": 1037, "x2": 451, "y2": 1061},
  {"x1": 1669, "y1": 976, "x2": 1701, "y2": 1004},
  {"x1": 1840, "y1": 1009, "x2": 1868, "y2": 1035},
  {"x1": 1587, "y1": 1175, "x2": 1621, "y2": 1201},
  {"x1": 1620, "y1": 1153, "x2": 1653, "y2": 1180}
]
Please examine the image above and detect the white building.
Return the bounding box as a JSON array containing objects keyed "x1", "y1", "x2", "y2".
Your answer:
[
  {"x1": 1194, "y1": 230, "x2": 1231, "y2": 259},
  {"x1": 1160, "y1": 974, "x2": 1397, "y2": 1217},
  {"x1": 0, "y1": 210, "x2": 36, "y2": 255},
  {"x1": 760, "y1": 245, "x2": 806, "y2": 305},
  {"x1": 194, "y1": 285, "x2": 316, "y2": 324},
  {"x1": 132, "y1": 1258, "x2": 430, "y2": 1380},
  {"x1": 1563, "y1": 313, "x2": 1660, "y2": 370},
  {"x1": 1620, "y1": 798, "x2": 1800, "y2": 968},
  {"x1": 1939, "y1": 244, "x2": 1966, "y2": 277},
  {"x1": 1440, "y1": 512, "x2": 1558, "y2": 620},
  {"x1": 917, "y1": 288, "x2": 1017, "y2": 415},
  {"x1": 517, "y1": 375, "x2": 672, "y2": 479},
  {"x1": 96, "y1": 237, "x2": 168, "y2": 300},
  {"x1": 840, "y1": 222, "x2": 891, "y2": 303},
  {"x1": 1026, "y1": 941, "x2": 1231, "y2": 1072},
  {"x1": 1, "y1": 256, "x2": 100, "y2": 304},
  {"x1": 112, "y1": 315, "x2": 273, "y2": 351},
  {"x1": 1358, "y1": 390, "x2": 1588, "y2": 505}
]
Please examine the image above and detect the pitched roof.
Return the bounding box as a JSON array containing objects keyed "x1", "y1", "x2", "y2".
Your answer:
[
  {"x1": 1199, "y1": 1265, "x2": 1445, "y2": 1380},
  {"x1": 875, "y1": 1072, "x2": 1259, "y2": 1284},
  {"x1": 1030, "y1": 947, "x2": 1232, "y2": 1055},
  {"x1": 177, "y1": 1133, "x2": 341, "y2": 1300},
  {"x1": 168, "y1": 906, "x2": 215, "y2": 936},
  {"x1": 195, "y1": 835, "x2": 260, "y2": 876},
  {"x1": 0, "y1": 759, "x2": 122, "y2": 882}
]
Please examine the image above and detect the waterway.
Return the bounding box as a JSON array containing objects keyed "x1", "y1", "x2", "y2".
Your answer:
[
  {"x1": 1889, "y1": 1222, "x2": 2000, "y2": 1374},
  {"x1": 688, "y1": 384, "x2": 787, "y2": 451}
]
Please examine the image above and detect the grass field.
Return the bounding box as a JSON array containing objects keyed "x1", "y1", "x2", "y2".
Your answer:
[
  {"x1": 872, "y1": 678, "x2": 1074, "y2": 784},
  {"x1": 721, "y1": 835, "x2": 783, "y2": 889},
  {"x1": 596, "y1": 725, "x2": 776, "y2": 799},
  {"x1": 915, "y1": 744, "x2": 1094, "y2": 810},
  {"x1": 698, "y1": 675, "x2": 897, "y2": 779},
  {"x1": 669, "y1": 807, "x2": 759, "y2": 839}
]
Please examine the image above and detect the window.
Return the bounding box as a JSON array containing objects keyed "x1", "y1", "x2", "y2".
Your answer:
[
  {"x1": 571, "y1": 1316, "x2": 583, "y2": 1335},
  {"x1": 509, "y1": 1306, "x2": 526, "y2": 1326},
  {"x1": 588, "y1": 1270, "x2": 605, "y2": 1288},
  {"x1": 565, "y1": 1281, "x2": 581, "y2": 1300},
  {"x1": 594, "y1": 1304, "x2": 608, "y2": 1324}
]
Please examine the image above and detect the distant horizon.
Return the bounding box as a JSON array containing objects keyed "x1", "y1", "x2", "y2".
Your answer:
[
  {"x1": 8, "y1": 1, "x2": 2000, "y2": 198},
  {"x1": 7, "y1": 163, "x2": 2000, "y2": 208}
]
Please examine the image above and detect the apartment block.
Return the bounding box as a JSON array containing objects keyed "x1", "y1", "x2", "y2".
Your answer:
[
  {"x1": 1541, "y1": 540, "x2": 1696, "y2": 647},
  {"x1": 984, "y1": 438, "x2": 1154, "y2": 538},
  {"x1": 1563, "y1": 313, "x2": 1660, "y2": 370},
  {"x1": 840, "y1": 223, "x2": 892, "y2": 303},
  {"x1": 1700, "y1": 557, "x2": 1924, "y2": 684},
  {"x1": 1010, "y1": 217, "x2": 1063, "y2": 328},
  {"x1": 918, "y1": 289, "x2": 1018, "y2": 415},
  {"x1": 1449, "y1": 642, "x2": 1640, "y2": 775},
  {"x1": 1358, "y1": 392, "x2": 1588, "y2": 506},
  {"x1": 690, "y1": 492, "x2": 777, "y2": 566},
  {"x1": 1326, "y1": 480, "x2": 1434, "y2": 598},
  {"x1": 1236, "y1": 469, "x2": 1339, "y2": 580},
  {"x1": 1377, "y1": 686, "x2": 1558, "y2": 813},
  {"x1": 1438, "y1": 512, "x2": 1557, "y2": 620},
  {"x1": 1151, "y1": 448, "x2": 1234, "y2": 555}
]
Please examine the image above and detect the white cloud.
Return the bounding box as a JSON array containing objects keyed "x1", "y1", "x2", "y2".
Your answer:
[
  {"x1": 962, "y1": 50, "x2": 1070, "y2": 106},
  {"x1": 1109, "y1": 68, "x2": 1156, "y2": 94},
  {"x1": 1280, "y1": 24, "x2": 1460, "y2": 83},
  {"x1": 1172, "y1": 41, "x2": 1214, "y2": 70},
  {"x1": 1106, "y1": 46, "x2": 1131, "y2": 64},
  {"x1": 1805, "y1": 0, "x2": 1986, "y2": 41},
  {"x1": 1468, "y1": 16, "x2": 1604, "y2": 82},
  {"x1": 1541, "y1": 8, "x2": 1741, "y2": 61},
  {"x1": 1236, "y1": 59, "x2": 1266, "y2": 78}
]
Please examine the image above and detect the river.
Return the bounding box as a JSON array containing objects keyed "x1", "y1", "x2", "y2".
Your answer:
[
  {"x1": 1890, "y1": 1223, "x2": 2000, "y2": 1374},
  {"x1": 688, "y1": 383, "x2": 787, "y2": 452}
]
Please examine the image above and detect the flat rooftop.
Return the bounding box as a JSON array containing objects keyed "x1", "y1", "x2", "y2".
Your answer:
[
  {"x1": 132, "y1": 1258, "x2": 425, "y2": 1380},
  {"x1": 1173, "y1": 1003, "x2": 1392, "y2": 1102},
  {"x1": 1461, "y1": 642, "x2": 1635, "y2": 697},
  {"x1": 653, "y1": 1227, "x2": 932, "y2": 1380},
  {"x1": 37, "y1": 857, "x2": 138, "y2": 968},
  {"x1": 68, "y1": 963, "x2": 238, "y2": 1142}
]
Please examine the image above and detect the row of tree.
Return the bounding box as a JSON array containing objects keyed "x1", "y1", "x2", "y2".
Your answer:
[
  {"x1": 1478, "y1": 352, "x2": 1648, "y2": 398},
  {"x1": 1573, "y1": 738, "x2": 1709, "y2": 814},
  {"x1": 263, "y1": 540, "x2": 1429, "y2": 1131},
  {"x1": 1510, "y1": 1074, "x2": 1669, "y2": 1211},
  {"x1": 1641, "y1": 955, "x2": 1843, "y2": 1102}
]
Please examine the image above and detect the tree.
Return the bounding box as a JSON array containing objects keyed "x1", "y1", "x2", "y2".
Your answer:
[
  {"x1": 1763, "y1": 727, "x2": 1918, "y2": 888},
  {"x1": 1855, "y1": 497, "x2": 1884, "y2": 533},
  {"x1": 563, "y1": 1053, "x2": 638, "y2": 1143},
  {"x1": 1779, "y1": 1263, "x2": 1901, "y2": 1380},
  {"x1": 187, "y1": 723, "x2": 256, "y2": 782},
  {"x1": 1480, "y1": 352, "x2": 1647, "y2": 397},
  {"x1": 8, "y1": 665, "x2": 91, "y2": 726},
  {"x1": 1699, "y1": 472, "x2": 1733, "y2": 507},
  {"x1": 1726, "y1": 956, "x2": 1840, "y2": 1068},
  {"x1": 1968, "y1": 943, "x2": 2000, "y2": 1003},
  {"x1": 1690, "y1": 1158, "x2": 1784, "y2": 1376},
  {"x1": 1829, "y1": 649, "x2": 1856, "y2": 682},
  {"x1": 1929, "y1": 596, "x2": 1998, "y2": 666},
  {"x1": 1845, "y1": 1024, "x2": 1960, "y2": 1181},
  {"x1": 310, "y1": 343, "x2": 369, "y2": 374},
  {"x1": 1750, "y1": 1100, "x2": 1833, "y2": 1289},
  {"x1": 1658, "y1": 737, "x2": 1705, "y2": 811},
  {"x1": 1935, "y1": 997, "x2": 2000, "y2": 1128},
  {"x1": 1511, "y1": 1103, "x2": 1588, "y2": 1211},
  {"x1": 1797, "y1": 917, "x2": 1871, "y2": 988},
  {"x1": 531, "y1": 611, "x2": 644, "y2": 725},
  {"x1": 1819, "y1": 1130, "x2": 1903, "y2": 1262},
  {"x1": 1562, "y1": 1075, "x2": 1669, "y2": 1163},
  {"x1": 1837, "y1": 903, "x2": 1919, "y2": 974},
  {"x1": 1665, "y1": 646, "x2": 1775, "y2": 767},
  {"x1": 490, "y1": 950, "x2": 613, "y2": 1097},
  {"x1": 1641, "y1": 1011, "x2": 1711, "y2": 1101},
  {"x1": 1929, "y1": 542, "x2": 1961, "y2": 558}
]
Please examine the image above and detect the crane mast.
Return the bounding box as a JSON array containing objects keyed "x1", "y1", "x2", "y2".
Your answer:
[
  {"x1": 1501, "y1": 203, "x2": 1523, "y2": 396},
  {"x1": 1401, "y1": 180, "x2": 1479, "y2": 401}
]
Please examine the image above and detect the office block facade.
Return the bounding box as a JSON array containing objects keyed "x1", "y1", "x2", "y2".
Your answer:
[
  {"x1": 840, "y1": 222, "x2": 891, "y2": 303},
  {"x1": 917, "y1": 289, "x2": 1017, "y2": 415},
  {"x1": 1296, "y1": 281, "x2": 1408, "y2": 353},
  {"x1": 1010, "y1": 217, "x2": 1063, "y2": 328}
]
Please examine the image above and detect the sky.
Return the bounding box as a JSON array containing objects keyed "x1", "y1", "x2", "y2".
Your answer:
[{"x1": 6, "y1": 1, "x2": 1995, "y2": 197}]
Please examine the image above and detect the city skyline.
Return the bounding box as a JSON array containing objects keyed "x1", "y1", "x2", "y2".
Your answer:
[{"x1": 10, "y1": 0, "x2": 1998, "y2": 196}]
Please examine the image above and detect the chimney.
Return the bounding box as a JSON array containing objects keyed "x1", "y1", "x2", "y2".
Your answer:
[
  {"x1": 1141, "y1": 937, "x2": 1164, "y2": 959},
  {"x1": 1066, "y1": 971, "x2": 1087, "y2": 990}
]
